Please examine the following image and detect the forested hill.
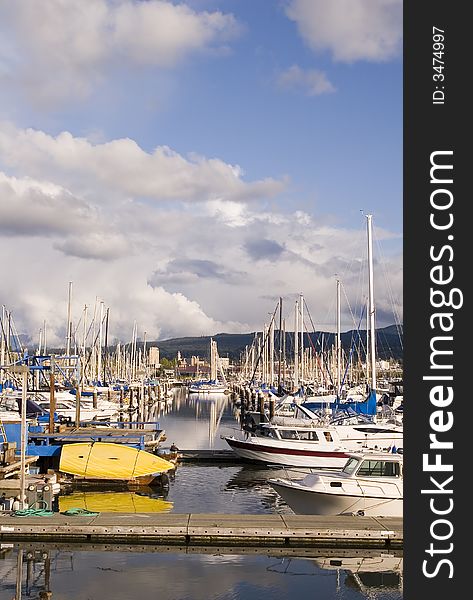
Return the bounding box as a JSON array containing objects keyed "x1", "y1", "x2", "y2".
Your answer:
[{"x1": 152, "y1": 325, "x2": 403, "y2": 362}]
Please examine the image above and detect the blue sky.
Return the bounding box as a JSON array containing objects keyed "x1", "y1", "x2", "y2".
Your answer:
[{"x1": 0, "y1": 0, "x2": 402, "y2": 346}]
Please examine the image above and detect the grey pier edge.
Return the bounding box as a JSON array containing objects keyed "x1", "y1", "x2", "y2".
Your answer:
[{"x1": 0, "y1": 513, "x2": 402, "y2": 549}]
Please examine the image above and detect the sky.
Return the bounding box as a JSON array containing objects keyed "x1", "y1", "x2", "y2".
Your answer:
[{"x1": 0, "y1": 0, "x2": 403, "y2": 349}]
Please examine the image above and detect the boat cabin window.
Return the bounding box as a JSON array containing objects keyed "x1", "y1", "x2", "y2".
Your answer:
[
  {"x1": 323, "y1": 431, "x2": 333, "y2": 442},
  {"x1": 356, "y1": 460, "x2": 401, "y2": 477},
  {"x1": 277, "y1": 429, "x2": 320, "y2": 441},
  {"x1": 279, "y1": 430, "x2": 299, "y2": 440},
  {"x1": 260, "y1": 428, "x2": 277, "y2": 438},
  {"x1": 297, "y1": 430, "x2": 319, "y2": 441},
  {"x1": 342, "y1": 457, "x2": 360, "y2": 475}
]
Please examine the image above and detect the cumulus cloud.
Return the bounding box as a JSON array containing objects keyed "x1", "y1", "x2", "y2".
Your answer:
[
  {"x1": 0, "y1": 123, "x2": 285, "y2": 202},
  {"x1": 0, "y1": 0, "x2": 240, "y2": 105},
  {"x1": 244, "y1": 239, "x2": 285, "y2": 262},
  {"x1": 0, "y1": 129, "x2": 401, "y2": 345},
  {"x1": 0, "y1": 189, "x2": 402, "y2": 345},
  {"x1": 0, "y1": 172, "x2": 94, "y2": 236},
  {"x1": 149, "y1": 259, "x2": 247, "y2": 287},
  {"x1": 277, "y1": 65, "x2": 336, "y2": 95},
  {"x1": 286, "y1": 0, "x2": 402, "y2": 62}
]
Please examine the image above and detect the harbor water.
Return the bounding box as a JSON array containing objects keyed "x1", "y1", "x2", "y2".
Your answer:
[{"x1": 0, "y1": 544, "x2": 403, "y2": 599}]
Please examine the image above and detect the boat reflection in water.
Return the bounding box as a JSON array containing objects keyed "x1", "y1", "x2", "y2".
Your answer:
[
  {"x1": 58, "y1": 490, "x2": 173, "y2": 514},
  {"x1": 0, "y1": 544, "x2": 403, "y2": 600}
]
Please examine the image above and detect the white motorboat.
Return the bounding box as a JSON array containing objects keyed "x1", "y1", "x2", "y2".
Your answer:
[
  {"x1": 225, "y1": 402, "x2": 402, "y2": 468},
  {"x1": 269, "y1": 451, "x2": 403, "y2": 516}
]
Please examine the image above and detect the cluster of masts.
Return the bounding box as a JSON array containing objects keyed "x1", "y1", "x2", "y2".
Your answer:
[
  {"x1": 1, "y1": 216, "x2": 399, "y2": 393},
  {"x1": 1, "y1": 288, "x2": 158, "y2": 390},
  {"x1": 238, "y1": 215, "x2": 392, "y2": 395}
]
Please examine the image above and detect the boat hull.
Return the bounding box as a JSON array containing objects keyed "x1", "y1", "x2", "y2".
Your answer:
[
  {"x1": 270, "y1": 479, "x2": 403, "y2": 517},
  {"x1": 224, "y1": 437, "x2": 351, "y2": 468},
  {"x1": 59, "y1": 442, "x2": 175, "y2": 483}
]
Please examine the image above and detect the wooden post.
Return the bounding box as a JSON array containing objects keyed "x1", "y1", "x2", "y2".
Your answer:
[
  {"x1": 119, "y1": 388, "x2": 124, "y2": 427},
  {"x1": 93, "y1": 390, "x2": 98, "y2": 409},
  {"x1": 269, "y1": 397, "x2": 275, "y2": 421},
  {"x1": 251, "y1": 391, "x2": 256, "y2": 411},
  {"x1": 258, "y1": 391, "x2": 265, "y2": 418},
  {"x1": 129, "y1": 389, "x2": 134, "y2": 429},
  {"x1": 240, "y1": 391, "x2": 246, "y2": 426},
  {"x1": 138, "y1": 386, "x2": 143, "y2": 428},
  {"x1": 75, "y1": 386, "x2": 81, "y2": 428}
]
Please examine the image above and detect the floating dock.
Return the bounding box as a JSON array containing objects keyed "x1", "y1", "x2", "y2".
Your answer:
[{"x1": 0, "y1": 513, "x2": 402, "y2": 549}]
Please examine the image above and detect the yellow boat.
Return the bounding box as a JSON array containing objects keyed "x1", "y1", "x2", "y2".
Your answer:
[
  {"x1": 59, "y1": 442, "x2": 175, "y2": 485},
  {"x1": 59, "y1": 490, "x2": 173, "y2": 513}
]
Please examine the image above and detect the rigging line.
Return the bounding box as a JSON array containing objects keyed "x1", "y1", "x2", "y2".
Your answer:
[
  {"x1": 340, "y1": 306, "x2": 367, "y2": 388},
  {"x1": 249, "y1": 302, "x2": 280, "y2": 384},
  {"x1": 302, "y1": 298, "x2": 334, "y2": 387},
  {"x1": 374, "y1": 236, "x2": 403, "y2": 349}
]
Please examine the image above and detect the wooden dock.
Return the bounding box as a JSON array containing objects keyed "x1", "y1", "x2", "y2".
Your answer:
[{"x1": 0, "y1": 513, "x2": 402, "y2": 549}]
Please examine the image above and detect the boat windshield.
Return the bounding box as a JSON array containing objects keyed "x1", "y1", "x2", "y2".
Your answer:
[
  {"x1": 342, "y1": 457, "x2": 360, "y2": 475},
  {"x1": 356, "y1": 460, "x2": 401, "y2": 477}
]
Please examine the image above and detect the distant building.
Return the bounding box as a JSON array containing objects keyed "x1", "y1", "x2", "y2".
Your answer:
[
  {"x1": 176, "y1": 364, "x2": 211, "y2": 377},
  {"x1": 219, "y1": 357, "x2": 230, "y2": 369},
  {"x1": 190, "y1": 355, "x2": 206, "y2": 367},
  {"x1": 148, "y1": 347, "x2": 160, "y2": 367}
]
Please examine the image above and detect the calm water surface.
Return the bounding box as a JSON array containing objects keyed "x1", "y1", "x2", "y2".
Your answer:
[{"x1": 0, "y1": 544, "x2": 403, "y2": 600}]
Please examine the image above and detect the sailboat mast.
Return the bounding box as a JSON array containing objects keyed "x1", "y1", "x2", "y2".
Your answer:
[
  {"x1": 66, "y1": 281, "x2": 73, "y2": 363},
  {"x1": 97, "y1": 301, "x2": 104, "y2": 384},
  {"x1": 277, "y1": 297, "x2": 283, "y2": 389},
  {"x1": 336, "y1": 278, "x2": 341, "y2": 396},
  {"x1": 366, "y1": 214, "x2": 377, "y2": 392},
  {"x1": 0, "y1": 305, "x2": 5, "y2": 383},
  {"x1": 299, "y1": 293, "x2": 304, "y2": 383},
  {"x1": 294, "y1": 300, "x2": 299, "y2": 389}
]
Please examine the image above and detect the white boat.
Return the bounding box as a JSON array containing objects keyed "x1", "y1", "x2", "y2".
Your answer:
[
  {"x1": 188, "y1": 381, "x2": 228, "y2": 394},
  {"x1": 227, "y1": 399, "x2": 402, "y2": 468},
  {"x1": 269, "y1": 451, "x2": 403, "y2": 516},
  {"x1": 224, "y1": 415, "x2": 401, "y2": 468}
]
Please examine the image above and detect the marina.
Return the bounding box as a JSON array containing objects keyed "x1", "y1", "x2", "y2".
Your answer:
[{"x1": 0, "y1": 217, "x2": 404, "y2": 599}]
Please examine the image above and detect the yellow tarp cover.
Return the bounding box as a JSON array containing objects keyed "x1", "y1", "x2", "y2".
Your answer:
[
  {"x1": 59, "y1": 442, "x2": 175, "y2": 479},
  {"x1": 59, "y1": 491, "x2": 173, "y2": 513}
]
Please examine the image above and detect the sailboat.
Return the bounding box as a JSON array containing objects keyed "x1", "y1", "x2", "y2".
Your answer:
[{"x1": 188, "y1": 338, "x2": 229, "y2": 394}]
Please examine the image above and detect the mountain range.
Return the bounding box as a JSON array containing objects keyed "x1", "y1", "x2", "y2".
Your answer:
[{"x1": 151, "y1": 325, "x2": 403, "y2": 362}]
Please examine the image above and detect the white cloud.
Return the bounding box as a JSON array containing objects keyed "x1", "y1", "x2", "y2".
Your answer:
[
  {"x1": 0, "y1": 123, "x2": 285, "y2": 202},
  {"x1": 0, "y1": 0, "x2": 240, "y2": 105},
  {"x1": 0, "y1": 127, "x2": 401, "y2": 347},
  {"x1": 0, "y1": 172, "x2": 94, "y2": 236},
  {"x1": 286, "y1": 0, "x2": 402, "y2": 62},
  {"x1": 0, "y1": 186, "x2": 402, "y2": 346},
  {"x1": 277, "y1": 65, "x2": 336, "y2": 96}
]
